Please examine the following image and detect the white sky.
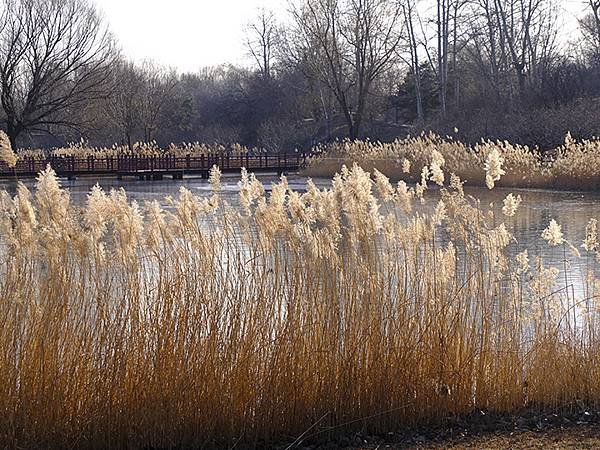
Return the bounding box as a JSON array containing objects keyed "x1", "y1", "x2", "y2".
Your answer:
[
  {"x1": 96, "y1": 0, "x2": 288, "y2": 73},
  {"x1": 96, "y1": 0, "x2": 588, "y2": 73}
]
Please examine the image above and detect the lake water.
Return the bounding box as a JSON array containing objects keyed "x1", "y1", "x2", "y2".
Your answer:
[{"x1": 2, "y1": 173, "x2": 599, "y2": 297}]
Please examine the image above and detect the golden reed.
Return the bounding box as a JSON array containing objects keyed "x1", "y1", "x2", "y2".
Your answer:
[
  {"x1": 0, "y1": 152, "x2": 599, "y2": 448},
  {"x1": 305, "y1": 132, "x2": 600, "y2": 190}
]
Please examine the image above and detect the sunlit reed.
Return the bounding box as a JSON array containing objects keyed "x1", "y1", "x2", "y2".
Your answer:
[{"x1": 0, "y1": 156, "x2": 599, "y2": 448}]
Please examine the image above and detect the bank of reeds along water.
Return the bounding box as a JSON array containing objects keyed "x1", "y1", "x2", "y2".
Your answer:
[
  {"x1": 2, "y1": 150, "x2": 600, "y2": 448},
  {"x1": 304, "y1": 132, "x2": 600, "y2": 191},
  {"x1": 15, "y1": 140, "x2": 261, "y2": 159}
]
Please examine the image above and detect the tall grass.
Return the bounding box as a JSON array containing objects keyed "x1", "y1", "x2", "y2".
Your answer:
[
  {"x1": 0, "y1": 156, "x2": 599, "y2": 448},
  {"x1": 305, "y1": 132, "x2": 600, "y2": 190},
  {"x1": 14, "y1": 140, "x2": 262, "y2": 160}
]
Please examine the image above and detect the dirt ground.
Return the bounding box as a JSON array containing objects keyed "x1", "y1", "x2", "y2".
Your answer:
[
  {"x1": 409, "y1": 427, "x2": 600, "y2": 449},
  {"x1": 293, "y1": 408, "x2": 600, "y2": 450},
  {"x1": 336, "y1": 426, "x2": 600, "y2": 449}
]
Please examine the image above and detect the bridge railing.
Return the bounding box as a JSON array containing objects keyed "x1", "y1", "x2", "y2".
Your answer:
[{"x1": 0, "y1": 152, "x2": 309, "y2": 177}]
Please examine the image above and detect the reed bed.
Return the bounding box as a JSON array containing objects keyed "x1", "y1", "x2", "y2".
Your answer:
[
  {"x1": 16, "y1": 140, "x2": 262, "y2": 160},
  {"x1": 305, "y1": 133, "x2": 600, "y2": 190},
  {"x1": 0, "y1": 150, "x2": 600, "y2": 448}
]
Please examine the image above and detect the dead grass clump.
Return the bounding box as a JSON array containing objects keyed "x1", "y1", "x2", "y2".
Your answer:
[
  {"x1": 0, "y1": 159, "x2": 598, "y2": 448},
  {"x1": 305, "y1": 134, "x2": 571, "y2": 189},
  {"x1": 16, "y1": 141, "x2": 262, "y2": 160}
]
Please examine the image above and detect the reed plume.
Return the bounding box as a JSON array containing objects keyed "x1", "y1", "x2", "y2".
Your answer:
[{"x1": 0, "y1": 160, "x2": 598, "y2": 449}]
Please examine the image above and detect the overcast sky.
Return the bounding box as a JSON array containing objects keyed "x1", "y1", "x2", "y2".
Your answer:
[{"x1": 97, "y1": 0, "x2": 589, "y2": 73}]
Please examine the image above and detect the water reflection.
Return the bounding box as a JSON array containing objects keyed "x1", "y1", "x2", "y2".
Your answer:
[
  {"x1": 0, "y1": 173, "x2": 319, "y2": 205},
  {"x1": 431, "y1": 186, "x2": 600, "y2": 299}
]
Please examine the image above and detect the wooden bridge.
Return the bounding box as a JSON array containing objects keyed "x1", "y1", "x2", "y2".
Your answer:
[{"x1": 0, "y1": 152, "x2": 308, "y2": 180}]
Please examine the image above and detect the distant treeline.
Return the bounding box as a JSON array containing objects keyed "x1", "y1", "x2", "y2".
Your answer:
[{"x1": 2, "y1": 0, "x2": 600, "y2": 152}]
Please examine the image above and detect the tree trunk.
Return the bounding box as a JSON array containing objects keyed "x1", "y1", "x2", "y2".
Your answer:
[
  {"x1": 6, "y1": 121, "x2": 20, "y2": 150},
  {"x1": 592, "y1": 2, "x2": 600, "y2": 56},
  {"x1": 437, "y1": 0, "x2": 444, "y2": 115},
  {"x1": 7, "y1": 133, "x2": 17, "y2": 150},
  {"x1": 345, "y1": 110, "x2": 357, "y2": 140},
  {"x1": 437, "y1": 0, "x2": 448, "y2": 116},
  {"x1": 353, "y1": 111, "x2": 363, "y2": 140},
  {"x1": 405, "y1": 1, "x2": 424, "y2": 121},
  {"x1": 452, "y1": 1, "x2": 460, "y2": 110}
]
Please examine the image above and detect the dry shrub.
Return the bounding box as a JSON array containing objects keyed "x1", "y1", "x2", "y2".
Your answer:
[{"x1": 0, "y1": 160, "x2": 598, "y2": 448}]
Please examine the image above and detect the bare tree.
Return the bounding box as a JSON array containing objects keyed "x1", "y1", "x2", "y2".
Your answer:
[
  {"x1": 588, "y1": 0, "x2": 600, "y2": 44},
  {"x1": 463, "y1": 0, "x2": 558, "y2": 105},
  {"x1": 403, "y1": 0, "x2": 424, "y2": 120},
  {"x1": 431, "y1": 0, "x2": 468, "y2": 115},
  {"x1": 449, "y1": 0, "x2": 469, "y2": 109},
  {"x1": 436, "y1": 0, "x2": 450, "y2": 114},
  {"x1": 138, "y1": 62, "x2": 179, "y2": 143},
  {"x1": 580, "y1": 1, "x2": 600, "y2": 63},
  {"x1": 0, "y1": 0, "x2": 116, "y2": 147},
  {"x1": 278, "y1": 20, "x2": 337, "y2": 140},
  {"x1": 106, "y1": 61, "x2": 143, "y2": 149},
  {"x1": 245, "y1": 9, "x2": 279, "y2": 80},
  {"x1": 291, "y1": 0, "x2": 404, "y2": 139},
  {"x1": 104, "y1": 60, "x2": 178, "y2": 147}
]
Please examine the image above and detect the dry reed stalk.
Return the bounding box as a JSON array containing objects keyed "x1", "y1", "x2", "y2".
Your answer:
[
  {"x1": 304, "y1": 133, "x2": 600, "y2": 191},
  {"x1": 0, "y1": 160, "x2": 598, "y2": 448},
  {"x1": 16, "y1": 141, "x2": 261, "y2": 160}
]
